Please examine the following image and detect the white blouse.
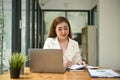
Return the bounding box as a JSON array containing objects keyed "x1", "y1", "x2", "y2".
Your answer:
[{"x1": 43, "y1": 37, "x2": 82, "y2": 66}]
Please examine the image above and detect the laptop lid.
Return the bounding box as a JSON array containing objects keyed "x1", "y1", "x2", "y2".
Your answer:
[{"x1": 28, "y1": 49, "x2": 66, "y2": 73}]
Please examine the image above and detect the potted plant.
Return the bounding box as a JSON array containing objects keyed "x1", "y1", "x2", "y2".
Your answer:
[{"x1": 9, "y1": 52, "x2": 26, "y2": 78}]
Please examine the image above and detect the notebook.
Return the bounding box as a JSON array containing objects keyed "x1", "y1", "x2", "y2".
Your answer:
[
  {"x1": 28, "y1": 49, "x2": 66, "y2": 73},
  {"x1": 68, "y1": 64, "x2": 86, "y2": 72},
  {"x1": 88, "y1": 69, "x2": 120, "y2": 78}
]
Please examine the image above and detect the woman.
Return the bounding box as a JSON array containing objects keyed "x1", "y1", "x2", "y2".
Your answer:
[{"x1": 43, "y1": 16, "x2": 85, "y2": 68}]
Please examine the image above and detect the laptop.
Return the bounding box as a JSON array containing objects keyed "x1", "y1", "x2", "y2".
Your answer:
[{"x1": 28, "y1": 49, "x2": 66, "y2": 73}]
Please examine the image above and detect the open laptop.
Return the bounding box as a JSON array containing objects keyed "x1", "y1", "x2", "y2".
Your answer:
[{"x1": 28, "y1": 49, "x2": 66, "y2": 73}]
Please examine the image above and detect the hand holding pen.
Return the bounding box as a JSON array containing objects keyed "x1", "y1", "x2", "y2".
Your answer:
[{"x1": 64, "y1": 56, "x2": 73, "y2": 68}]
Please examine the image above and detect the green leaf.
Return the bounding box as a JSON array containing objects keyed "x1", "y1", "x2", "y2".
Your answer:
[{"x1": 9, "y1": 52, "x2": 26, "y2": 69}]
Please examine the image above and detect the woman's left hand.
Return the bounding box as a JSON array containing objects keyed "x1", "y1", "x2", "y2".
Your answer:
[{"x1": 77, "y1": 61, "x2": 86, "y2": 65}]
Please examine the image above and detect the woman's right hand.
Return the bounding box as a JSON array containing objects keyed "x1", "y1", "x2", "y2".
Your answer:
[{"x1": 65, "y1": 60, "x2": 73, "y2": 68}]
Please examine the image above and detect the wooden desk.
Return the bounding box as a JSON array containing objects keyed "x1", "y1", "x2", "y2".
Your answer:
[{"x1": 0, "y1": 67, "x2": 120, "y2": 80}]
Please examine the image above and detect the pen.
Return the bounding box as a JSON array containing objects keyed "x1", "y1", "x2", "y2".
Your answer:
[{"x1": 63, "y1": 55, "x2": 70, "y2": 61}]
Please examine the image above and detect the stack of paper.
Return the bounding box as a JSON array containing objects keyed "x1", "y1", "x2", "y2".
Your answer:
[
  {"x1": 86, "y1": 65, "x2": 99, "y2": 69},
  {"x1": 68, "y1": 64, "x2": 86, "y2": 70},
  {"x1": 68, "y1": 64, "x2": 86, "y2": 72},
  {"x1": 88, "y1": 69, "x2": 120, "y2": 78}
]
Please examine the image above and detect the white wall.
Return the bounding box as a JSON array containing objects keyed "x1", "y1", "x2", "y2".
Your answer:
[
  {"x1": 39, "y1": 0, "x2": 92, "y2": 10},
  {"x1": 98, "y1": 0, "x2": 120, "y2": 70},
  {"x1": 91, "y1": 0, "x2": 98, "y2": 8}
]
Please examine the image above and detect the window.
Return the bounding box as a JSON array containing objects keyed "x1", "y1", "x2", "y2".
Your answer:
[{"x1": 43, "y1": 10, "x2": 90, "y2": 47}]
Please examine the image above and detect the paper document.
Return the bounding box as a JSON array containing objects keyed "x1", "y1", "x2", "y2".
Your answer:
[
  {"x1": 86, "y1": 65, "x2": 99, "y2": 69},
  {"x1": 88, "y1": 69, "x2": 120, "y2": 78},
  {"x1": 68, "y1": 64, "x2": 86, "y2": 70}
]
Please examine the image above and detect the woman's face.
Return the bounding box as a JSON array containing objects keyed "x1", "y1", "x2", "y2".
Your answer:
[{"x1": 55, "y1": 22, "x2": 69, "y2": 41}]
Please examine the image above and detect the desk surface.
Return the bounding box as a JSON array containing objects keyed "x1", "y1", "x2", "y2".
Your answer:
[{"x1": 0, "y1": 67, "x2": 120, "y2": 80}]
